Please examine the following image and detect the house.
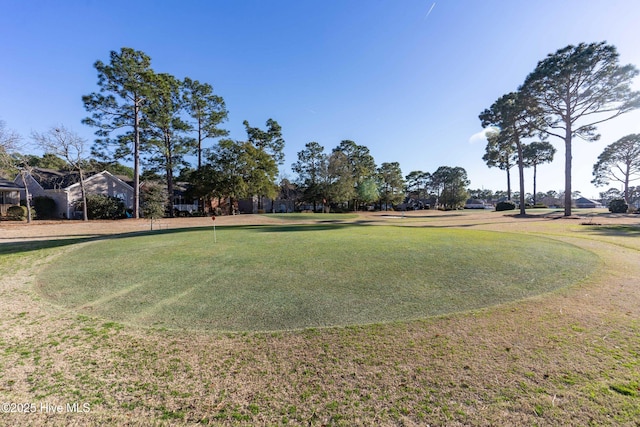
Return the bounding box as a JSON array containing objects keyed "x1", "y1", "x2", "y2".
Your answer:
[
  {"x1": 172, "y1": 182, "x2": 199, "y2": 215},
  {"x1": 464, "y1": 199, "x2": 487, "y2": 209},
  {"x1": 14, "y1": 168, "x2": 134, "y2": 219},
  {"x1": 574, "y1": 197, "x2": 603, "y2": 209},
  {"x1": 0, "y1": 177, "x2": 23, "y2": 216}
]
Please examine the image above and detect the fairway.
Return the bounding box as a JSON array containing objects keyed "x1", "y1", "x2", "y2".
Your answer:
[{"x1": 36, "y1": 224, "x2": 597, "y2": 331}]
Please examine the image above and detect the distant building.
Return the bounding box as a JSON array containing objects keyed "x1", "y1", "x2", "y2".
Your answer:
[
  {"x1": 14, "y1": 168, "x2": 134, "y2": 219},
  {"x1": 463, "y1": 199, "x2": 487, "y2": 209},
  {"x1": 574, "y1": 197, "x2": 603, "y2": 209}
]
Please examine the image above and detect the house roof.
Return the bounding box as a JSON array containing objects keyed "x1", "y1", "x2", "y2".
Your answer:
[
  {"x1": 63, "y1": 170, "x2": 134, "y2": 192},
  {"x1": 0, "y1": 177, "x2": 23, "y2": 190},
  {"x1": 21, "y1": 167, "x2": 98, "y2": 190},
  {"x1": 575, "y1": 197, "x2": 598, "y2": 204},
  {"x1": 16, "y1": 168, "x2": 134, "y2": 191}
]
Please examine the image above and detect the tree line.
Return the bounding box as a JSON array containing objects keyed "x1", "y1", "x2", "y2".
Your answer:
[
  {"x1": 479, "y1": 41, "x2": 640, "y2": 216},
  {"x1": 3, "y1": 41, "x2": 640, "y2": 218}
]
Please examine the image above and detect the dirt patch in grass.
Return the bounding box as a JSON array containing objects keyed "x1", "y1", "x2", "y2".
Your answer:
[{"x1": 1, "y1": 211, "x2": 639, "y2": 425}]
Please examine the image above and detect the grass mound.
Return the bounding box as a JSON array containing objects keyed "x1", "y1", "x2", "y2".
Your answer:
[{"x1": 37, "y1": 224, "x2": 597, "y2": 331}]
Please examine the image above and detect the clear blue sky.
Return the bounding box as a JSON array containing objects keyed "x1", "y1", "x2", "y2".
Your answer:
[{"x1": 2, "y1": 0, "x2": 639, "y2": 198}]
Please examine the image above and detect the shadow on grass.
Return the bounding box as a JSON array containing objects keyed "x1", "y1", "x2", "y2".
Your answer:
[
  {"x1": 224, "y1": 223, "x2": 372, "y2": 233},
  {"x1": 0, "y1": 237, "x2": 95, "y2": 256},
  {"x1": 577, "y1": 224, "x2": 640, "y2": 238},
  {"x1": 0, "y1": 223, "x2": 372, "y2": 256}
]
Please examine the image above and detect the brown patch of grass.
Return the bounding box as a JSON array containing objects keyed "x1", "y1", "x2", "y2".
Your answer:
[{"x1": 1, "y1": 213, "x2": 639, "y2": 425}]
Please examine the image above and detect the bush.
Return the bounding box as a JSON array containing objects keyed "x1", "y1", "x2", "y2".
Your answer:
[
  {"x1": 7, "y1": 205, "x2": 28, "y2": 220},
  {"x1": 496, "y1": 201, "x2": 516, "y2": 211},
  {"x1": 83, "y1": 194, "x2": 127, "y2": 219},
  {"x1": 33, "y1": 196, "x2": 57, "y2": 219},
  {"x1": 608, "y1": 199, "x2": 628, "y2": 213},
  {"x1": 532, "y1": 203, "x2": 548, "y2": 209}
]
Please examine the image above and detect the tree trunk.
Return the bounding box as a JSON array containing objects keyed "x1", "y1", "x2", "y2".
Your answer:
[
  {"x1": 624, "y1": 164, "x2": 630, "y2": 206},
  {"x1": 564, "y1": 127, "x2": 572, "y2": 217},
  {"x1": 197, "y1": 116, "x2": 205, "y2": 214},
  {"x1": 515, "y1": 133, "x2": 526, "y2": 215},
  {"x1": 506, "y1": 168, "x2": 512, "y2": 200},
  {"x1": 166, "y1": 141, "x2": 174, "y2": 218},
  {"x1": 133, "y1": 102, "x2": 141, "y2": 219},
  {"x1": 532, "y1": 164, "x2": 538, "y2": 205},
  {"x1": 79, "y1": 168, "x2": 88, "y2": 221},
  {"x1": 19, "y1": 171, "x2": 32, "y2": 223}
]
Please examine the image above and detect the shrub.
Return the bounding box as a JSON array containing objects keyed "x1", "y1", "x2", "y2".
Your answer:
[
  {"x1": 83, "y1": 194, "x2": 127, "y2": 219},
  {"x1": 7, "y1": 205, "x2": 28, "y2": 220},
  {"x1": 496, "y1": 201, "x2": 516, "y2": 211},
  {"x1": 532, "y1": 203, "x2": 548, "y2": 209},
  {"x1": 33, "y1": 196, "x2": 57, "y2": 219},
  {"x1": 608, "y1": 199, "x2": 628, "y2": 214}
]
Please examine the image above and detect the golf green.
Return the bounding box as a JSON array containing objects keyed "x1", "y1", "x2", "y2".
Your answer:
[{"x1": 36, "y1": 225, "x2": 598, "y2": 331}]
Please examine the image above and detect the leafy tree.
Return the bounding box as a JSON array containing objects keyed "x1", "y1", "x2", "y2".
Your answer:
[
  {"x1": 332, "y1": 140, "x2": 376, "y2": 210},
  {"x1": 468, "y1": 188, "x2": 494, "y2": 201},
  {"x1": 22, "y1": 153, "x2": 67, "y2": 170},
  {"x1": 243, "y1": 119, "x2": 285, "y2": 209},
  {"x1": 31, "y1": 125, "x2": 91, "y2": 221},
  {"x1": 430, "y1": 166, "x2": 470, "y2": 210},
  {"x1": 480, "y1": 91, "x2": 541, "y2": 215},
  {"x1": 243, "y1": 118, "x2": 285, "y2": 166},
  {"x1": 87, "y1": 159, "x2": 134, "y2": 178},
  {"x1": 377, "y1": 162, "x2": 404, "y2": 210},
  {"x1": 357, "y1": 177, "x2": 379, "y2": 208},
  {"x1": 83, "y1": 47, "x2": 155, "y2": 218},
  {"x1": 482, "y1": 131, "x2": 516, "y2": 200},
  {"x1": 592, "y1": 134, "x2": 640, "y2": 206},
  {"x1": 141, "y1": 183, "x2": 167, "y2": 229},
  {"x1": 405, "y1": 170, "x2": 430, "y2": 201},
  {"x1": 522, "y1": 141, "x2": 556, "y2": 205},
  {"x1": 142, "y1": 73, "x2": 194, "y2": 217},
  {"x1": 206, "y1": 139, "x2": 278, "y2": 215},
  {"x1": 182, "y1": 77, "x2": 229, "y2": 169},
  {"x1": 521, "y1": 42, "x2": 640, "y2": 216},
  {"x1": 325, "y1": 150, "x2": 355, "y2": 209},
  {"x1": 292, "y1": 141, "x2": 328, "y2": 211}
]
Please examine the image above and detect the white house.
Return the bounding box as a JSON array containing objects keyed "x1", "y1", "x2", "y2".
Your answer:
[{"x1": 15, "y1": 168, "x2": 134, "y2": 219}]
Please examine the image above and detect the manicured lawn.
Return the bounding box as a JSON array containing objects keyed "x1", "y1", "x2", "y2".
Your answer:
[
  {"x1": 2, "y1": 213, "x2": 640, "y2": 425},
  {"x1": 37, "y1": 224, "x2": 597, "y2": 331}
]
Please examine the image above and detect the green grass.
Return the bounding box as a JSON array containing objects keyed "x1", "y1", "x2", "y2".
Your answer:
[{"x1": 36, "y1": 224, "x2": 597, "y2": 331}]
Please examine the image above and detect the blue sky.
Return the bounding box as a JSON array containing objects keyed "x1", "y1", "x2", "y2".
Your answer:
[{"x1": 2, "y1": 0, "x2": 639, "y2": 198}]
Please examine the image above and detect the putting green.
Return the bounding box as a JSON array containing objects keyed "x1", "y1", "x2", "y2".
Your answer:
[{"x1": 36, "y1": 225, "x2": 598, "y2": 331}]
